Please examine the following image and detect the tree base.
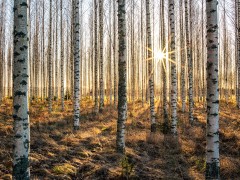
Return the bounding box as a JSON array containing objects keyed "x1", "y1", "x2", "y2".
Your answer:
[
  {"x1": 73, "y1": 126, "x2": 80, "y2": 131},
  {"x1": 151, "y1": 123, "x2": 157, "y2": 133},
  {"x1": 116, "y1": 146, "x2": 125, "y2": 154},
  {"x1": 162, "y1": 122, "x2": 169, "y2": 134},
  {"x1": 205, "y1": 162, "x2": 220, "y2": 180}
]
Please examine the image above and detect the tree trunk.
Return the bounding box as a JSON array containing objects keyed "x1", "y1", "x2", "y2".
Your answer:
[
  {"x1": 48, "y1": 0, "x2": 53, "y2": 112},
  {"x1": 60, "y1": 0, "x2": 64, "y2": 111},
  {"x1": 185, "y1": 0, "x2": 194, "y2": 123},
  {"x1": 99, "y1": 0, "x2": 104, "y2": 112},
  {"x1": 205, "y1": 0, "x2": 220, "y2": 178},
  {"x1": 42, "y1": 0, "x2": 46, "y2": 100},
  {"x1": 113, "y1": 0, "x2": 117, "y2": 108},
  {"x1": 116, "y1": 0, "x2": 127, "y2": 154},
  {"x1": 169, "y1": 0, "x2": 178, "y2": 135},
  {"x1": 237, "y1": 1, "x2": 240, "y2": 108},
  {"x1": 161, "y1": 0, "x2": 168, "y2": 132},
  {"x1": 73, "y1": 0, "x2": 80, "y2": 130},
  {"x1": 94, "y1": 0, "x2": 99, "y2": 114},
  {"x1": 180, "y1": 0, "x2": 186, "y2": 112},
  {"x1": 13, "y1": 0, "x2": 30, "y2": 178},
  {"x1": 55, "y1": 0, "x2": 58, "y2": 100},
  {"x1": 146, "y1": 0, "x2": 156, "y2": 133}
]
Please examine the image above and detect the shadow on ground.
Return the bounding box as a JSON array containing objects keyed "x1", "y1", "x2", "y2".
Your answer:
[{"x1": 0, "y1": 99, "x2": 239, "y2": 179}]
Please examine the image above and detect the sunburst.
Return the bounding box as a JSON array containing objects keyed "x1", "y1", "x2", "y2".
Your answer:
[{"x1": 146, "y1": 46, "x2": 177, "y2": 73}]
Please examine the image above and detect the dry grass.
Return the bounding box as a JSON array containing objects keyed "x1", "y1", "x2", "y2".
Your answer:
[
  {"x1": 52, "y1": 163, "x2": 77, "y2": 175},
  {"x1": 0, "y1": 98, "x2": 239, "y2": 179},
  {"x1": 146, "y1": 132, "x2": 164, "y2": 145}
]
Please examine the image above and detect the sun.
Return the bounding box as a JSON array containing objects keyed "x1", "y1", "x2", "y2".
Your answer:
[
  {"x1": 155, "y1": 51, "x2": 165, "y2": 60},
  {"x1": 146, "y1": 46, "x2": 177, "y2": 73}
]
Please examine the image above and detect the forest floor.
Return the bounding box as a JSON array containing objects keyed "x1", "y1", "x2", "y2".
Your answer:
[{"x1": 0, "y1": 98, "x2": 240, "y2": 179}]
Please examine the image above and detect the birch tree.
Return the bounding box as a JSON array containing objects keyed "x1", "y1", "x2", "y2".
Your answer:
[
  {"x1": 13, "y1": 0, "x2": 30, "y2": 178},
  {"x1": 146, "y1": 0, "x2": 156, "y2": 133},
  {"x1": 237, "y1": 0, "x2": 240, "y2": 108},
  {"x1": 113, "y1": 0, "x2": 117, "y2": 108},
  {"x1": 161, "y1": 0, "x2": 168, "y2": 132},
  {"x1": 94, "y1": 0, "x2": 98, "y2": 114},
  {"x1": 205, "y1": 0, "x2": 220, "y2": 178},
  {"x1": 0, "y1": 1, "x2": 4, "y2": 101},
  {"x1": 180, "y1": 0, "x2": 186, "y2": 112},
  {"x1": 108, "y1": 0, "x2": 112, "y2": 104},
  {"x1": 131, "y1": 0, "x2": 135, "y2": 102},
  {"x1": 169, "y1": 0, "x2": 178, "y2": 135},
  {"x1": 185, "y1": 0, "x2": 194, "y2": 123},
  {"x1": 99, "y1": 0, "x2": 104, "y2": 112},
  {"x1": 42, "y1": 0, "x2": 46, "y2": 99},
  {"x1": 48, "y1": 0, "x2": 53, "y2": 112},
  {"x1": 60, "y1": 0, "x2": 64, "y2": 111},
  {"x1": 73, "y1": 0, "x2": 80, "y2": 130},
  {"x1": 116, "y1": 0, "x2": 127, "y2": 154},
  {"x1": 55, "y1": 0, "x2": 59, "y2": 100}
]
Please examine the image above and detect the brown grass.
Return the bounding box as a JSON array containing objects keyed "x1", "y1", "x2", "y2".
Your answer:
[{"x1": 0, "y1": 98, "x2": 239, "y2": 179}]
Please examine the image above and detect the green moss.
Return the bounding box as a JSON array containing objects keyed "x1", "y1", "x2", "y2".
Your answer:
[{"x1": 52, "y1": 164, "x2": 77, "y2": 175}]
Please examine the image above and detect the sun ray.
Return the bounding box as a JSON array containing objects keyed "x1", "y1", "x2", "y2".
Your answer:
[
  {"x1": 162, "y1": 59, "x2": 166, "y2": 72},
  {"x1": 146, "y1": 47, "x2": 153, "y2": 52},
  {"x1": 167, "y1": 58, "x2": 177, "y2": 64},
  {"x1": 146, "y1": 57, "x2": 153, "y2": 61}
]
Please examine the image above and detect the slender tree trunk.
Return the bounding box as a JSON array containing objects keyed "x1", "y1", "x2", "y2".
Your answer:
[
  {"x1": 202, "y1": 0, "x2": 205, "y2": 103},
  {"x1": 94, "y1": 0, "x2": 99, "y2": 114},
  {"x1": 109, "y1": 0, "x2": 112, "y2": 105},
  {"x1": 161, "y1": 0, "x2": 168, "y2": 132},
  {"x1": 169, "y1": 0, "x2": 178, "y2": 135},
  {"x1": 116, "y1": 0, "x2": 127, "y2": 154},
  {"x1": 13, "y1": 0, "x2": 30, "y2": 178},
  {"x1": 48, "y1": 0, "x2": 53, "y2": 112},
  {"x1": 73, "y1": 0, "x2": 80, "y2": 130},
  {"x1": 60, "y1": 0, "x2": 64, "y2": 111},
  {"x1": 113, "y1": 0, "x2": 117, "y2": 108},
  {"x1": 79, "y1": 0, "x2": 83, "y2": 100},
  {"x1": 70, "y1": 1, "x2": 74, "y2": 100},
  {"x1": 55, "y1": 0, "x2": 58, "y2": 100},
  {"x1": 146, "y1": 0, "x2": 156, "y2": 133},
  {"x1": 42, "y1": 0, "x2": 46, "y2": 100},
  {"x1": 7, "y1": 46, "x2": 12, "y2": 97},
  {"x1": 180, "y1": 0, "x2": 186, "y2": 112},
  {"x1": 99, "y1": 0, "x2": 104, "y2": 112},
  {"x1": 185, "y1": 0, "x2": 194, "y2": 123},
  {"x1": 131, "y1": 0, "x2": 135, "y2": 102},
  {"x1": 237, "y1": 0, "x2": 240, "y2": 108},
  {"x1": 141, "y1": 0, "x2": 144, "y2": 105},
  {"x1": 0, "y1": 1, "x2": 3, "y2": 101},
  {"x1": 205, "y1": 0, "x2": 220, "y2": 178}
]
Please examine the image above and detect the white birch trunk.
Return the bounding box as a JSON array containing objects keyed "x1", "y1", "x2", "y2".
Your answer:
[
  {"x1": 169, "y1": 0, "x2": 178, "y2": 135},
  {"x1": 161, "y1": 0, "x2": 169, "y2": 132},
  {"x1": 116, "y1": 0, "x2": 127, "y2": 154},
  {"x1": 146, "y1": 0, "x2": 156, "y2": 133},
  {"x1": 73, "y1": 0, "x2": 80, "y2": 130},
  {"x1": 185, "y1": 0, "x2": 194, "y2": 123},
  {"x1": 60, "y1": 0, "x2": 64, "y2": 111},
  {"x1": 206, "y1": 0, "x2": 220, "y2": 178},
  {"x1": 180, "y1": 0, "x2": 186, "y2": 113},
  {"x1": 237, "y1": 1, "x2": 240, "y2": 108},
  {"x1": 113, "y1": 0, "x2": 117, "y2": 108},
  {"x1": 13, "y1": 0, "x2": 30, "y2": 178},
  {"x1": 94, "y1": 0, "x2": 99, "y2": 114},
  {"x1": 48, "y1": 0, "x2": 53, "y2": 112},
  {"x1": 55, "y1": 0, "x2": 58, "y2": 100},
  {"x1": 99, "y1": 0, "x2": 104, "y2": 112}
]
